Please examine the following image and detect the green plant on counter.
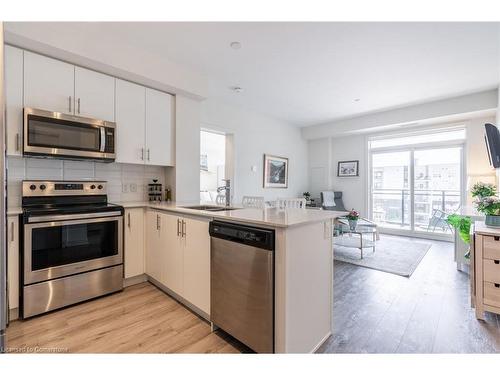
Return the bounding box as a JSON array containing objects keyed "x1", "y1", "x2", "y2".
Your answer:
[{"x1": 446, "y1": 214, "x2": 472, "y2": 259}]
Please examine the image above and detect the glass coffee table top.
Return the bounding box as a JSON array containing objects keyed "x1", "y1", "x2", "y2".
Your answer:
[{"x1": 334, "y1": 220, "x2": 377, "y2": 258}]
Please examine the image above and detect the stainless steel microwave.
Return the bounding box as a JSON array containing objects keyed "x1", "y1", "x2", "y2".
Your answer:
[{"x1": 23, "y1": 107, "x2": 116, "y2": 162}]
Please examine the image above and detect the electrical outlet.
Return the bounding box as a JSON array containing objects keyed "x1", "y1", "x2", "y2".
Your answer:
[
  {"x1": 122, "y1": 184, "x2": 129, "y2": 193},
  {"x1": 130, "y1": 183, "x2": 137, "y2": 193}
]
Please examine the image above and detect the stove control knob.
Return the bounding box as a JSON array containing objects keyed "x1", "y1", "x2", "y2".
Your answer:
[
  {"x1": 98, "y1": 184, "x2": 103, "y2": 190},
  {"x1": 90, "y1": 184, "x2": 96, "y2": 190},
  {"x1": 29, "y1": 184, "x2": 36, "y2": 190},
  {"x1": 39, "y1": 184, "x2": 46, "y2": 190}
]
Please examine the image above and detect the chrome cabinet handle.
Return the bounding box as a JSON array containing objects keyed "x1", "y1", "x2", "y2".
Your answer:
[
  {"x1": 69, "y1": 96, "x2": 72, "y2": 113},
  {"x1": 156, "y1": 214, "x2": 160, "y2": 230},
  {"x1": 177, "y1": 219, "x2": 181, "y2": 237},
  {"x1": 182, "y1": 220, "x2": 186, "y2": 238},
  {"x1": 141, "y1": 148, "x2": 144, "y2": 161},
  {"x1": 10, "y1": 221, "x2": 14, "y2": 242},
  {"x1": 15, "y1": 133, "x2": 20, "y2": 151},
  {"x1": 77, "y1": 98, "x2": 81, "y2": 114},
  {"x1": 127, "y1": 212, "x2": 131, "y2": 228},
  {"x1": 147, "y1": 149, "x2": 150, "y2": 161}
]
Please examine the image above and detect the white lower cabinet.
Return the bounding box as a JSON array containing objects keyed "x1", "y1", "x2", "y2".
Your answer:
[
  {"x1": 124, "y1": 208, "x2": 145, "y2": 279},
  {"x1": 7, "y1": 216, "x2": 19, "y2": 312},
  {"x1": 182, "y1": 217, "x2": 210, "y2": 314},
  {"x1": 146, "y1": 210, "x2": 164, "y2": 283},
  {"x1": 145, "y1": 210, "x2": 210, "y2": 315}
]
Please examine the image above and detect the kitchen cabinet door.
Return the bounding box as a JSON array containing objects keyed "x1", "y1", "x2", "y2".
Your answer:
[
  {"x1": 162, "y1": 213, "x2": 183, "y2": 295},
  {"x1": 24, "y1": 51, "x2": 75, "y2": 114},
  {"x1": 124, "y1": 208, "x2": 145, "y2": 278},
  {"x1": 7, "y1": 216, "x2": 19, "y2": 311},
  {"x1": 74, "y1": 67, "x2": 115, "y2": 121},
  {"x1": 182, "y1": 217, "x2": 211, "y2": 314},
  {"x1": 145, "y1": 88, "x2": 174, "y2": 166},
  {"x1": 5, "y1": 45, "x2": 24, "y2": 156},
  {"x1": 115, "y1": 79, "x2": 146, "y2": 164},
  {"x1": 145, "y1": 210, "x2": 163, "y2": 282}
]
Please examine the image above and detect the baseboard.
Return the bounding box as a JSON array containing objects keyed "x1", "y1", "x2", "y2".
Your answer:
[
  {"x1": 123, "y1": 274, "x2": 148, "y2": 287},
  {"x1": 147, "y1": 276, "x2": 210, "y2": 322},
  {"x1": 311, "y1": 331, "x2": 331, "y2": 353}
]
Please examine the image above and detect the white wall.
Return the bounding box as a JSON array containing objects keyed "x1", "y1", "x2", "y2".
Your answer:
[
  {"x1": 201, "y1": 99, "x2": 309, "y2": 203},
  {"x1": 7, "y1": 157, "x2": 167, "y2": 209},
  {"x1": 173, "y1": 95, "x2": 202, "y2": 203},
  {"x1": 308, "y1": 115, "x2": 496, "y2": 216},
  {"x1": 308, "y1": 135, "x2": 367, "y2": 215},
  {"x1": 302, "y1": 90, "x2": 498, "y2": 139}
]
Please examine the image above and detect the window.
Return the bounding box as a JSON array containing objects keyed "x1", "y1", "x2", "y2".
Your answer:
[
  {"x1": 200, "y1": 130, "x2": 226, "y2": 203},
  {"x1": 370, "y1": 128, "x2": 464, "y2": 238}
]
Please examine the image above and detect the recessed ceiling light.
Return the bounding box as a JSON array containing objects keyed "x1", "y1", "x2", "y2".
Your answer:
[
  {"x1": 230, "y1": 86, "x2": 243, "y2": 93},
  {"x1": 354, "y1": 98, "x2": 360, "y2": 102},
  {"x1": 230, "y1": 41, "x2": 242, "y2": 50}
]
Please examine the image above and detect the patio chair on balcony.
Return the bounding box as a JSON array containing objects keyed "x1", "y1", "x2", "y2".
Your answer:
[{"x1": 427, "y1": 208, "x2": 455, "y2": 233}]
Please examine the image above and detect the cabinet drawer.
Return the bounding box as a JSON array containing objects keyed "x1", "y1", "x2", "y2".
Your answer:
[
  {"x1": 483, "y1": 235, "x2": 500, "y2": 260},
  {"x1": 484, "y1": 282, "x2": 500, "y2": 308},
  {"x1": 483, "y1": 259, "x2": 500, "y2": 283}
]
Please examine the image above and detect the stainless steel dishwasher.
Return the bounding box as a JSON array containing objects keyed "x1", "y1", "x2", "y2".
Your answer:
[{"x1": 209, "y1": 220, "x2": 275, "y2": 353}]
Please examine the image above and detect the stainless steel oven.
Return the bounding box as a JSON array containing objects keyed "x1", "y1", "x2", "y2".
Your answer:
[
  {"x1": 20, "y1": 180, "x2": 124, "y2": 318},
  {"x1": 23, "y1": 107, "x2": 116, "y2": 162},
  {"x1": 23, "y1": 213, "x2": 123, "y2": 285}
]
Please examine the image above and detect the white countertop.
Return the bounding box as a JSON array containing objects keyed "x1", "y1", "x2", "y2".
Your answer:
[
  {"x1": 115, "y1": 201, "x2": 346, "y2": 228},
  {"x1": 8, "y1": 201, "x2": 346, "y2": 227},
  {"x1": 474, "y1": 221, "x2": 500, "y2": 236}
]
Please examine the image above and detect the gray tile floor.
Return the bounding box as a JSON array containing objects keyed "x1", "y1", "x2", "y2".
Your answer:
[{"x1": 318, "y1": 235, "x2": 500, "y2": 353}]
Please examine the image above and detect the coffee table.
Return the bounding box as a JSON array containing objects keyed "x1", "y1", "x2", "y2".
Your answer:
[{"x1": 333, "y1": 224, "x2": 377, "y2": 259}]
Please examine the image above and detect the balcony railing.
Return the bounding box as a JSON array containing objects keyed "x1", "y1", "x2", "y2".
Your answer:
[{"x1": 372, "y1": 188, "x2": 461, "y2": 231}]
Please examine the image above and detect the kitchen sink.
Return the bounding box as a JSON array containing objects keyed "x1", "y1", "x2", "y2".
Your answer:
[{"x1": 182, "y1": 205, "x2": 240, "y2": 212}]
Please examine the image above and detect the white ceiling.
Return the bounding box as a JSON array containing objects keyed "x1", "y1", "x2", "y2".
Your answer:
[{"x1": 5, "y1": 22, "x2": 500, "y2": 127}]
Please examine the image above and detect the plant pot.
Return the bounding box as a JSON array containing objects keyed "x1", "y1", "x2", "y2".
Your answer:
[
  {"x1": 348, "y1": 219, "x2": 358, "y2": 231},
  {"x1": 485, "y1": 215, "x2": 500, "y2": 227}
]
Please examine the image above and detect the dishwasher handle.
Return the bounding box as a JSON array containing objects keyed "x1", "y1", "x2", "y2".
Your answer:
[{"x1": 209, "y1": 221, "x2": 275, "y2": 251}]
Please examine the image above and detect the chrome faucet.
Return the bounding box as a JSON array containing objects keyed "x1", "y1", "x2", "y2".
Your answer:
[{"x1": 217, "y1": 179, "x2": 231, "y2": 207}]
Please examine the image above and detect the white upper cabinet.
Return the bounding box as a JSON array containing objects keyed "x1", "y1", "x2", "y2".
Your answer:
[
  {"x1": 145, "y1": 88, "x2": 174, "y2": 166},
  {"x1": 5, "y1": 45, "x2": 24, "y2": 156},
  {"x1": 24, "y1": 51, "x2": 75, "y2": 115},
  {"x1": 74, "y1": 67, "x2": 115, "y2": 121},
  {"x1": 115, "y1": 79, "x2": 146, "y2": 164}
]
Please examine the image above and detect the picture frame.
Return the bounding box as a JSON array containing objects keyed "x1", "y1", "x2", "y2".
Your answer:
[
  {"x1": 263, "y1": 154, "x2": 289, "y2": 188},
  {"x1": 337, "y1": 160, "x2": 359, "y2": 177}
]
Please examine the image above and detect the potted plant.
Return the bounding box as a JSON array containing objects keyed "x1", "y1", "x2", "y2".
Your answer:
[
  {"x1": 346, "y1": 209, "x2": 360, "y2": 231},
  {"x1": 446, "y1": 214, "x2": 472, "y2": 259},
  {"x1": 471, "y1": 182, "x2": 500, "y2": 227},
  {"x1": 303, "y1": 192, "x2": 311, "y2": 202}
]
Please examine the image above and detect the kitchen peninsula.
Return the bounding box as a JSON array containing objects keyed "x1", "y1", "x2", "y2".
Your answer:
[{"x1": 121, "y1": 201, "x2": 345, "y2": 353}]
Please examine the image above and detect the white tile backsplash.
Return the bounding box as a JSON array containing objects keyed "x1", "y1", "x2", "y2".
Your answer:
[{"x1": 7, "y1": 156, "x2": 168, "y2": 208}]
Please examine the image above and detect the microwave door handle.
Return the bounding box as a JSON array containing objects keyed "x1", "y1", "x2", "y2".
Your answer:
[{"x1": 100, "y1": 127, "x2": 105, "y2": 152}]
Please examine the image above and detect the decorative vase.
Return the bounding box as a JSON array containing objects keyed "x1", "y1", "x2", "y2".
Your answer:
[
  {"x1": 348, "y1": 219, "x2": 358, "y2": 231},
  {"x1": 485, "y1": 215, "x2": 500, "y2": 227}
]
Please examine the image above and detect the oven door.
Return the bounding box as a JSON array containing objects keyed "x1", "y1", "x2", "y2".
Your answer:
[
  {"x1": 23, "y1": 107, "x2": 115, "y2": 161},
  {"x1": 23, "y1": 213, "x2": 123, "y2": 285}
]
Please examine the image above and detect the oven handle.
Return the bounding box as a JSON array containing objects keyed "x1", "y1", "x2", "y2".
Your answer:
[{"x1": 27, "y1": 210, "x2": 122, "y2": 223}]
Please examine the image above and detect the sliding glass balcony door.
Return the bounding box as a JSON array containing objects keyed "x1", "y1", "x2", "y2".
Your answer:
[
  {"x1": 372, "y1": 151, "x2": 411, "y2": 230},
  {"x1": 413, "y1": 147, "x2": 462, "y2": 233},
  {"x1": 370, "y1": 134, "x2": 464, "y2": 238}
]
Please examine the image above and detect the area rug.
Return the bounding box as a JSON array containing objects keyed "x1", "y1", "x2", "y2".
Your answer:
[{"x1": 333, "y1": 235, "x2": 432, "y2": 277}]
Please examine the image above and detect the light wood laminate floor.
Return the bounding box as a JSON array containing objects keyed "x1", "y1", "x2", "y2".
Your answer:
[
  {"x1": 6, "y1": 282, "x2": 247, "y2": 353},
  {"x1": 7, "y1": 235, "x2": 500, "y2": 353}
]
